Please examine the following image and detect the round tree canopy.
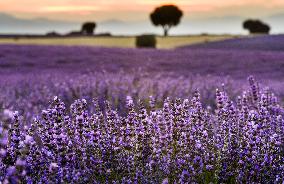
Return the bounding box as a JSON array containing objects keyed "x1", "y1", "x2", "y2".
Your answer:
[
  {"x1": 81, "y1": 22, "x2": 97, "y2": 35},
  {"x1": 150, "y1": 5, "x2": 183, "y2": 27},
  {"x1": 243, "y1": 19, "x2": 270, "y2": 34}
]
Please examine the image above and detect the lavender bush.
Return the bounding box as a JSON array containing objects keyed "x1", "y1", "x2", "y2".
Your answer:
[
  {"x1": 0, "y1": 42, "x2": 283, "y2": 183},
  {"x1": 0, "y1": 44, "x2": 284, "y2": 80},
  {"x1": 0, "y1": 72, "x2": 240, "y2": 121},
  {"x1": 2, "y1": 71, "x2": 283, "y2": 123},
  {"x1": 0, "y1": 76, "x2": 283, "y2": 183}
]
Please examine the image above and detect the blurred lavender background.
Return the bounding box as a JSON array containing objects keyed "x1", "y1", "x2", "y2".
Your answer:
[{"x1": 0, "y1": 35, "x2": 283, "y2": 122}]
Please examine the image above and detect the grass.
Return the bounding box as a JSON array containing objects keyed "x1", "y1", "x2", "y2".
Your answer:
[
  {"x1": 156, "y1": 35, "x2": 241, "y2": 49},
  {"x1": 0, "y1": 35, "x2": 241, "y2": 49}
]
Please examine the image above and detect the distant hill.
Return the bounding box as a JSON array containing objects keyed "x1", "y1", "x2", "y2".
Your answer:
[
  {"x1": 0, "y1": 13, "x2": 81, "y2": 34},
  {"x1": 180, "y1": 35, "x2": 284, "y2": 51},
  {"x1": 0, "y1": 13, "x2": 284, "y2": 35}
]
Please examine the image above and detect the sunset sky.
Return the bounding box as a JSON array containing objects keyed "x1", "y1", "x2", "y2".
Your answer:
[{"x1": 1, "y1": 0, "x2": 284, "y2": 21}]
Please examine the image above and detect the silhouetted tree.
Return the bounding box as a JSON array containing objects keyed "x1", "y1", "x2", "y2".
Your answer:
[
  {"x1": 150, "y1": 5, "x2": 183, "y2": 36},
  {"x1": 46, "y1": 31, "x2": 61, "y2": 37},
  {"x1": 243, "y1": 19, "x2": 270, "y2": 34},
  {"x1": 81, "y1": 22, "x2": 97, "y2": 35},
  {"x1": 66, "y1": 31, "x2": 83, "y2": 36}
]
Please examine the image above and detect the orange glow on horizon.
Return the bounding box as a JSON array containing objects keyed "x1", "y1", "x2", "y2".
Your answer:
[{"x1": 0, "y1": 0, "x2": 283, "y2": 21}]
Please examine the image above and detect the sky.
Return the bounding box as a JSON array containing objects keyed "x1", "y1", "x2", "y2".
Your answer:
[{"x1": 1, "y1": 0, "x2": 284, "y2": 21}]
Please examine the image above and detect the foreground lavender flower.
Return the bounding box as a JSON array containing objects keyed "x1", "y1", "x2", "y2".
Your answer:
[{"x1": 0, "y1": 77, "x2": 283, "y2": 183}]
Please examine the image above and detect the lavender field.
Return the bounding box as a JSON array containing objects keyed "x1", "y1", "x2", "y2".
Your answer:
[
  {"x1": 0, "y1": 35, "x2": 283, "y2": 183},
  {"x1": 182, "y1": 34, "x2": 284, "y2": 51}
]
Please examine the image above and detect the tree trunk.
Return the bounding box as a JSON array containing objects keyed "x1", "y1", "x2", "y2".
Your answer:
[
  {"x1": 163, "y1": 25, "x2": 171, "y2": 37},
  {"x1": 164, "y1": 28, "x2": 168, "y2": 37}
]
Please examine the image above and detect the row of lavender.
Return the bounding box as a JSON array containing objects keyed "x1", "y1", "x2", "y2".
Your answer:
[
  {"x1": 0, "y1": 76, "x2": 283, "y2": 183},
  {"x1": 1, "y1": 71, "x2": 254, "y2": 122}
]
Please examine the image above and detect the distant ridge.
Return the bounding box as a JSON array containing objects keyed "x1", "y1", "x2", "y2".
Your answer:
[
  {"x1": 0, "y1": 13, "x2": 80, "y2": 34},
  {"x1": 0, "y1": 13, "x2": 284, "y2": 35}
]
